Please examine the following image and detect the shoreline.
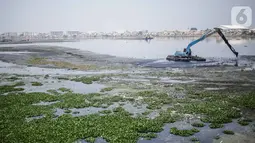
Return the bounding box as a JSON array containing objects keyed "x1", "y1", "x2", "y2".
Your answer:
[{"x1": 1, "y1": 36, "x2": 255, "y2": 45}]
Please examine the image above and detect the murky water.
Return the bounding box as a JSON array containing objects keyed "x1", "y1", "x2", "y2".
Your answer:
[
  {"x1": 54, "y1": 102, "x2": 146, "y2": 117},
  {"x1": 138, "y1": 120, "x2": 255, "y2": 143},
  {"x1": 1, "y1": 38, "x2": 255, "y2": 59},
  {"x1": 1, "y1": 38, "x2": 254, "y2": 68}
]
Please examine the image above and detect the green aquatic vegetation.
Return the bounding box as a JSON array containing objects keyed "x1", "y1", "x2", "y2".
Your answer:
[
  {"x1": 139, "y1": 133, "x2": 157, "y2": 140},
  {"x1": 141, "y1": 92, "x2": 172, "y2": 110},
  {"x1": 64, "y1": 109, "x2": 72, "y2": 113},
  {"x1": 54, "y1": 92, "x2": 126, "y2": 109},
  {"x1": 238, "y1": 120, "x2": 249, "y2": 126},
  {"x1": 14, "y1": 81, "x2": 25, "y2": 86},
  {"x1": 237, "y1": 119, "x2": 252, "y2": 126},
  {"x1": 99, "y1": 110, "x2": 112, "y2": 114},
  {"x1": 31, "y1": 82, "x2": 43, "y2": 86},
  {"x1": 191, "y1": 122, "x2": 205, "y2": 127},
  {"x1": 174, "y1": 99, "x2": 241, "y2": 124},
  {"x1": 73, "y1": 111, "x2": 80, "y2": 114},
  {"x1": 112, "y1": 107, "x2": 133, "y2": 116},
  {"x1": 113, "y1": 106, "x2": 125, "y2": 112},
  {"x1": 191, "y1": 137, "x2": 199, "y2": 142},
  {"x1": 0, "y1": 90, "x2": 193, "y2": 143},
  {"x1": 242, "y1": 118, "x2": 253, "y2": 122},
  {"x1": 170, "y1": 127, "x2": 199, "y2": 137},
  {"x1": 230, "y1": 92, "x2": 255, "y2": 109},
  {"x1": 175, "y1": 98, "x2": 193, "y2": 103},
  {"x1": 136, "y1": 90, "x2": 155, "y2": 97},
  {"x1": 142, "y1": 110, "x2": 152, "y2": 116},
  {"x1": 47, "y1": 89, "x2": 60, "y2": 95},
  {"x1": 214, "y1": 135, "x2": 220, "y2": 140},
  {"x1": 175, "y1": 86, "x2": 184, "y2": 91},
  {"x1": 2, "y1": 110, "x2": 165, "y2": 142},
  {"x1": 57, "y1": 77, "x2": 69, "y2": 80},
  {"x1": 209, "y1": 123, "x2": 224, "y2": 129},
  {"x1": 106, "y1": 96, "x2": 125, "y2": 102},
  {"x1": 155, "y1": 110, "x2": 178, "y2": 123},
  {"x1": 223, "y1": 130, "x2": 234, "y2": 135},
  {"x1": 6, "y1": 76, "x2": 20, "y2": 81},
  {"x1": 89, "y1": 95, "x2": 125, "y2": 108},
  {"x1": 100, "y1": 87, "x2": 113, "y2": 92},
  {"x1": 58, "y1": 87, "x2": 72, "y2": 92},
  {"x1": 85, "y1": 137, "x2": 96, "y2": 143},
  {"x1": 71, "y1": 76, "x2": 100, "y2": 84},
  {"x1": 54, "y1": 93, "x2": 92, "y2": 109},
  {"x1": 0, "y1": 84, "x2": 24, "y2": 94}
]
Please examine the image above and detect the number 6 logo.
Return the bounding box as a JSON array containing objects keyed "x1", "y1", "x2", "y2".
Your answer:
[{"x1": 232, "y1": 6, "x2": 252, "y2": 27}]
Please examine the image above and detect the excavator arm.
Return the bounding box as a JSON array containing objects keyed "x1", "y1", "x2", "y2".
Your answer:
[
  {"x1": 174, "y1": 28, "x2": 239, "y2": 57},
  {"x1": 185, "y1": 30, "x2": 215, "y2": 56},
  {"x1": 214, "y1": 28, "x2": 238, "y2": 57}
]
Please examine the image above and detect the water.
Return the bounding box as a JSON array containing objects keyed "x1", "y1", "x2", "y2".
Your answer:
[
  {"x1": 138, "y1": 120, "x2": 255, "y2": 143},
  {"x1": 1, "y1": 38, "x2": 255, "y2": 59},
  {"x1": 1, "y1": 38, "x2": 255, "y2": 68}
]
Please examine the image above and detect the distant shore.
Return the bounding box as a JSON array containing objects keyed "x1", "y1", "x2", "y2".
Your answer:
[
  {"x1": 1, "y1": 34, "x2": 255, "y2": 45},
  {"x1": 0, "y1": 39, "x2": 79, "y2": 45}
]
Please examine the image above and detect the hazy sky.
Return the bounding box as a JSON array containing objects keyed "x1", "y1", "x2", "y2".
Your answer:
[{"x1": 0, "y1": 0, "x2": 254, "y2": 33}]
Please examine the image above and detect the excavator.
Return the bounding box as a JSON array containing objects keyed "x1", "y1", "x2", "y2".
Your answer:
[{"x1": 166, "y1": 26, "x2": 239, "y2": 62}]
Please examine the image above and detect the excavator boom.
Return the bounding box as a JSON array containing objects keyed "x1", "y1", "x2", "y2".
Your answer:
[
  {"x1": 173, "y1": 28, "x2": 239, "y2": 58},
  {"x1": 167, "y1": 27, "x2": 239, "y2": 62}
]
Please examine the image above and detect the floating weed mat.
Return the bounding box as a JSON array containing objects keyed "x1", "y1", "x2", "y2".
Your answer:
[
  {"x1": 0, "y1": 91, "x2": 179, "y2": 143},
  {"x1": 31, "y1": 82, "x2": 43, "y2": 86},
  {"x1": 58, "y1": 87, "x2": 72, "y2": 93},
  {"x1": 136, "y1": 91, "x2": 173, "y2": 110},
  {"x1": 0, "y1": 82, "x2": 25, "y2": 94},
  {"x1": 1, "y1": 85, "x2": 255, "y2": 142},
  {"x1": 174, "y1": 91, "x2": 255, "y2": 124},
  {"x1": 5, "y1": 76, "x2": 21, "y2": 81},
  {"x1": 100, "y1": 87, "x2": 114, "y2": 92},
  {"x1": 71, "y1": 76, "x2": 101, "y2": 84},
  {"x1": 170, "y1": 127, "x2": 199, "y2": 137}
]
